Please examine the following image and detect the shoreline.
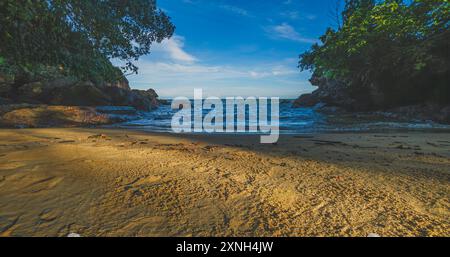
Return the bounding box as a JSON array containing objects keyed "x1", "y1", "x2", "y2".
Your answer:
[
  {"x1": 2, "y1": 101, "x2": 449, "y2": 131},
  {"x1": 0, "y1": 128, "x2": 449, "y2": 236}
]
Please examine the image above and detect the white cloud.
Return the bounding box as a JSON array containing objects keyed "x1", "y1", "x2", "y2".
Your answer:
[
  {"x1": 183, "y1": 1, "x2": 251, "y2": 17},
  {"x1": 266, "y1": 23, "x2": 318, "y2": 44},
  {"x1": 220, "y1": 5, "x2": 251, "y2": 16},
  {"x1": 115, "y1": 31, "x2": 314, "y2": 98},
  {"x1": 280, "y1": 11, "x2": 317, "y2": 21},
  {"x1": 134, "y1": 61, "x2": 298, "y2": 80},
  {"x1": 141, "y1": 62, "x2": 222, "y2": 75},
  {"x1": 248, "y1": 66, "x2": 297, "y2": 78},
  {"x1": 153, "y1": 35, "x2": 197, "y2": 63},
  {"x1": 124, "y1": 58, "x2": 314, "y2": 98}
]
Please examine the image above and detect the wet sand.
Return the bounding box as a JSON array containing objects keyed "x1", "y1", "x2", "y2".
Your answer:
[{"x1": 0, "y1": 128, "x2": 449, "y2": 236}]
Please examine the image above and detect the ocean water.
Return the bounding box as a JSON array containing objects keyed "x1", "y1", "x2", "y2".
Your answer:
[{"x1": 113, "y1": 99, "x2": 450, "y2": 134}]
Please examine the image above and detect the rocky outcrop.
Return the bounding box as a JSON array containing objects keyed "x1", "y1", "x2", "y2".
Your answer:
[
  {"x1": 293, "y1": 76, "x2": 357, "y2": 110},
  {"x1": 100, "y1": 77, "x2": 131, "y2": 91},
  {"x1": 0, "y1": 104, "x2": 127, "y2": 128},
  {"x1": 0, "y1": 75, "x2": 161, "y2": 111},
  {"x1": 0, "y1": 72, "x2": 163, "y2": 128},
  {"x1": 130, "y1": 89, "x2": 160, "y2": 111},
  {"x1": 386, "y1": 104, "x2": 450, "y2": 124},
  {"x1": 292, "y1": 93, "x2": 317, "y2": 107},
  {"x1": 293, "y1": 75, "x2": 450, "y2": 124}
]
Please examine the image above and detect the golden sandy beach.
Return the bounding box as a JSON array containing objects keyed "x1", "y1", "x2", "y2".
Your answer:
[{"x1": 0, "y1": 128, "x2": 449, "y2": 236}]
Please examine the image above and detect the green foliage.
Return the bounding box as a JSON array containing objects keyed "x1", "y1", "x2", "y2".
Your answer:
[
  {"x1": 0, "y1": 0, "x2": 174, "y2": 83},
  {"x1": 299, "y1": 0, "x2": 450, "y2": 107}
]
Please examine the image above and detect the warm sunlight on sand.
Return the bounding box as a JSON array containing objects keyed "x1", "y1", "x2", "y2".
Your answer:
[{"x1": 0, "y1": 128, "x2": 448, "y2": 236}]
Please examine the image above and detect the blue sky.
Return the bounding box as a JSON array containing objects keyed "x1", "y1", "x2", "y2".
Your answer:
[{"x1": 126, "y1": 0, "x2": 340, "y2": 98}]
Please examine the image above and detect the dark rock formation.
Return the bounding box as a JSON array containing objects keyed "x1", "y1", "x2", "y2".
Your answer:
[
  {"x1": 292, "y1": 93, "x2": 318, "y2": 107},
  {"x1": 130, "y1": 89, "x2": 160, "y2": 111},
  {"x1": 293, "y1": 76, "x2": 356, "y2": 110},
  {"x1": 0, "y1": 75, "x2": 161, "y2": 112},
  {"x1": 0, "y1": 97, "x2": 12, "y2": 105},
  {"x1": 387, "y1": 104, "x2": 450, "y2": 124},
  {"x1": 293, "y1": 75, "x2": 450, "y2": 124},
  {"x1": 0, "y1": 104, "x2": 126, "y2": 128},
  {"x1": 49, "y1": 81, "x2": 112, "y2": 106},
  {"x1": 100, "y1": 77, "x2": 131, "y2": 91}
]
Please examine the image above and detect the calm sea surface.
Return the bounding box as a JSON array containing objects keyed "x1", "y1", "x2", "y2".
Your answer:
[{"x1": 112, "y1": 100, "x2": 450, "y2": 134}]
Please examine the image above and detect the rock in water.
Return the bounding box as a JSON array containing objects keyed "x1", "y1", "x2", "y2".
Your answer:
[
  {"x1": 292, "y1": 75, "x2": 355, "y2": 109},
  {"x1": 292, "y1": 93, "x2": 317, "y2": 107}
]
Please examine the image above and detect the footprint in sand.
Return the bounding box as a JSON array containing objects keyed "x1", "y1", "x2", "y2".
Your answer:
[
  {"x1": 117, "y1": 216, "x2": 168, "y2": 236},
  {"x1": 58, "y1": 140, "x2": 76, "y2": 144},
  {"x1": 133, "y1": 176, "x2": 162, "y2": 186},
  {"x1": 23, "y1": 176, "x2": 64, "y2": 194},
  {"x1": 268, "y1": 188, "x2": 299, "y2": 211},
  {"x1": 39, "y1": 208, "x2": 60, "y2": 222},
  {"x1": 0, "y1": 215, "x2": 20, "y2": 236},
  {"x1": 123, "y1": 176, "x2": 162, "y2": 192}
]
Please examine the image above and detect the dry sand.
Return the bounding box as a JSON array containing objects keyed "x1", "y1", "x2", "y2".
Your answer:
[{"x1": 0, "y1": 128, "x2": 449, "y2": 236}]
